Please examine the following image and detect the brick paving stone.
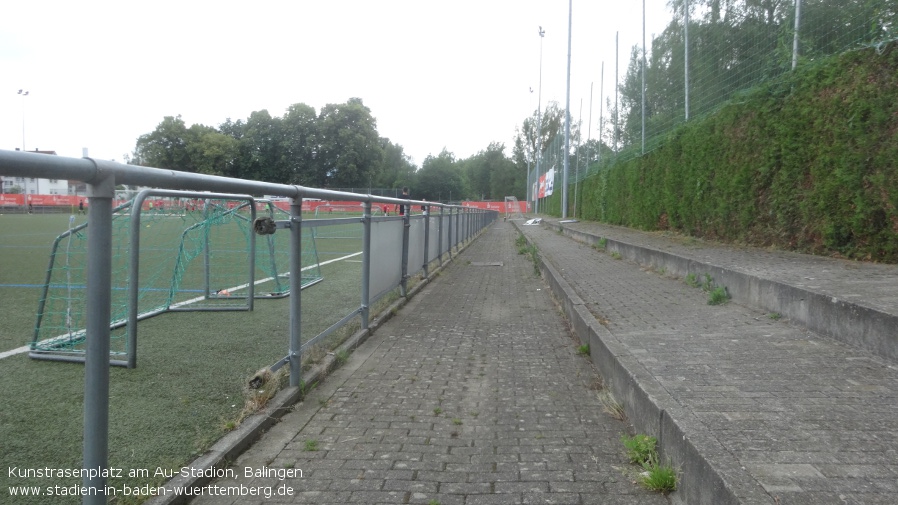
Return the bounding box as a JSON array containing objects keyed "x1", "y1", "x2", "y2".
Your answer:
[
  {"x1": 190, "y1": 222, "x2": 668, "y2": 504},
  {"x1": 519, "y1": 220, "x2": 898, "y2": 504}
]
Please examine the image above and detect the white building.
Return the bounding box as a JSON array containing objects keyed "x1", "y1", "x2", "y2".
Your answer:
[{"x1": 0, "y1": 149, "x2": 86, "y2": 196}]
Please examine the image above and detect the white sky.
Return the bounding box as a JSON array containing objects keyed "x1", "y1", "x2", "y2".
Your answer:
[{"x1": 1, "y1": 0, "x2": 673, "y2": 168}]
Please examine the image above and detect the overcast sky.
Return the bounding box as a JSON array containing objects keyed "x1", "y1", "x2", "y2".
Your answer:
[{"x1": 1, "y1": 0, "x2": 673, "y2": 168}]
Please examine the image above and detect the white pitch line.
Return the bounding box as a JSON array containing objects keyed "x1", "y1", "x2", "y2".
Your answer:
[
  {"x1": 0, "y1": 345, "x2": 31, "y2": 360},
  {"x1": 1, "y1": 251, "x2": 364, "y2": 360}
]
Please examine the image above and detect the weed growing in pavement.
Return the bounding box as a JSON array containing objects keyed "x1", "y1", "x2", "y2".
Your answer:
[
  {"x1": 684, "y1": 272, "x2": 730, "y2": 305},
  {"x1": 621, "y1": 434, "x2": 657, "y2": 465},
  {"x1": 599, "y1": 389, "x2": 625, "y2": 421},
  {"x1": 707, "y1": 285, "x2": 730, "y2": 305},
  {"x1": 699, "y1": 274, "x2": 730, "y2": 305},
  {"x1": 642, "y1": 461, "x2": 678, "y2": 493},
  {"x1": 335, "y1": 349, "x2": 349, "y2": 365},
  {"x1": 303, "y1": 439, "x2": 319, "y2": 451},
  {"x1": 452, "y1": 418, "x2": 463, "y2": 425},
  {"x1": 620, "y1": 433, "x2": 678, "y2": 493},
  {"x1": 433, "y1": 407, "x2": 443, "y2": 416},
  {"x1": 768, "y1": 312, "x2": 782, "y2": 320},
  {"x1": 611, "y1": 251, "x2": 622, "y2": 260},
  {"x1": 577, "y1": 344, "x2": 590, "y2": 356},
  {"x1": 702, "y1": 273, "x2": 714, "y2": 291}
]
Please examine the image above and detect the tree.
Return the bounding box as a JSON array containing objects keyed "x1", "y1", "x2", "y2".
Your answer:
[
  {"x1": 416, "y1": 149, "x2": 466, "y2": 202},
  {"x1": 464, "y1": 142, "x2": 519, "y2": 200},
  {"x1": 512, "y1": 101, "x2": 567, "y2": 172},
  {"x1": 188, "y1": 127, "x2": 239, "y2": 176},
  {"x1": 316, "y1": 98, "x2": 384, "y2": 188},
  {"x1": 133, "y1": 115, "x2": 192, "y2": 170},
  {"x1": 374, "y1": 139, "x2": 417, "y2": 191},
  {"x1": 280, "y1": 103, "x2": 319, "y2": 186},
  {"x1": 235, "y1": 110, "x2": 287, "y2": 183}
]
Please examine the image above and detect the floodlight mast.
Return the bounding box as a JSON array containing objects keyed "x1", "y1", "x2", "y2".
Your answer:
[
  {"x1": 17, "y1": 89, "x2": 29, "y2": 152},
  {"x1": 535, "y1": 26, "x2": 545, "y2": 214}
]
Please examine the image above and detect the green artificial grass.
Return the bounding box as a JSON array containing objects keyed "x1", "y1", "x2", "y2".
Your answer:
[{"x1": 0, "y1": 213, "x2": 390, "y2": 503}]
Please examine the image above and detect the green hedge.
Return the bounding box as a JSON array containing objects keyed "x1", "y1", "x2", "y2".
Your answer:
[{"x1": 568, "y1": 43, "x2": 898, "y2": 262}]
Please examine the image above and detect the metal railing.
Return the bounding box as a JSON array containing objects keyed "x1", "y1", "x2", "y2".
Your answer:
[{"x1": 0, "y1": 149, "x2": 497, "y2": 504}]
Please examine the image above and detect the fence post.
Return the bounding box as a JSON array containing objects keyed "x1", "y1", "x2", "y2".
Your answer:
[
  {"x1": 438, "y1": 206, "x2": 445, "y2": 266},
  {"x1": 288, "y1": 195, "x2": 303, "y2": 388},
  {"x1": 361, "y1": 200, "x2": 372, "y2": 328},
  {"x1": 83, "y1": 173, "x2": 115, "y2": 505},
  {"x1": 400, "y1": 210, "x2": 410, "y2": 297},
  {"x1": 423, "y1": 206, "x2": 430, "y2": 277},
  {"x1": 447, "y1": 207, "x2": 454, "y2": 259},
  {"x1": 452, "y1": 208, "x2": 461, "y2": 254}
]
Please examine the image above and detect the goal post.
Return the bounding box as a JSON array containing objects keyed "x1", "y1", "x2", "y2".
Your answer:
[
  {"x1": 29, "y1": 190, "x2": 323, "y2": 367},
  {"x1": 504, "y1": 196, "x2": 525, "y2": 220}
]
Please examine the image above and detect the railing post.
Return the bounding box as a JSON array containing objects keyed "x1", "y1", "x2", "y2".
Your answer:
[
  {"x1": 83, "y1": 173, "x2": 114, "y2": 505},
  {"x1": 438, "y1": 206, "x2": 445, "y2": 266},
  {"x1": 361, "y1": 200, "x2": 372, "y2": 328},
  {"x1": 288, "y1": 195, "x2": 303, "y2": 388},
  {"x1": 400, "y1": 208, "x2": 410, "y2": 297},
  {"x1": 423, "y1": 206, "x2": 430, "y2": 277},
  {"x1": 447, "y1": 207, "x2": 454, "y2": 259},
  {"x1": 454, "y1": 207, "x2": 460, "y2": 252}
]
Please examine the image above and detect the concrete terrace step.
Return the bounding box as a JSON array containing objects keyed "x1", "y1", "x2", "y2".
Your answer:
[
  {"x1": 516, "y1": 219, "x2": 898, "y2": 505},
  {"x1": 547, "y1": 220, "x2": 898, "y2": 362}
]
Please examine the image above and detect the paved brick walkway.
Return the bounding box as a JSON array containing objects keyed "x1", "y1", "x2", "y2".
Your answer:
[
  {"x1": 519, "y1": 221, "x2": 898, "y2": 505},
  {"x1": 191, "y1": 222, "x2": 669, "y2": 505}
]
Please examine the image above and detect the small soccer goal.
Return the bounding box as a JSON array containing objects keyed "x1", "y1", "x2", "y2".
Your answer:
[
  {"x1": 504, "y1": 196, "x2": 525, "y2": 220},
  {"x1": 29, "y1": 191, "x2": 323, "y2": 367}
]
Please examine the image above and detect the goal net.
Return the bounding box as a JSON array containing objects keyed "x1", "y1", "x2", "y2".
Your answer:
[
  {"x1": 30, "y1": 193, "x2": 323, "y2": 366},
  {"x1": 504, "y1": 196, "x2": 525, "y2": 220}
]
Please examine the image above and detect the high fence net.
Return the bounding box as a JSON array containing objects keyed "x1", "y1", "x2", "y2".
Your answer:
[
  {"x1": 529, "y1": 0, "x2": 897, "y2": 197},
  {"x1": 30, "y1": 195, "x2": 322, "y2": 365}
]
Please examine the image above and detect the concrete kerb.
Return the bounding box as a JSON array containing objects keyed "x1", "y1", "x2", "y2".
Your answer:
[
  {"x1": 147, "y1": 225, "x2": 491, "y2": 505},
  {"x1": 512, "y1": 220, "x2": 773, "y2": 505},
  {"x1": 543, "y1": 221, "x2": 898, "y2": 361}
]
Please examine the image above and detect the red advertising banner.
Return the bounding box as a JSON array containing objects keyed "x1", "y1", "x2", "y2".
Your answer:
[
  {"x1": 0, "y1": 194, "x2": 83, "y2": 206},
  {"x1": 0, "y1": 194, "x2": 24, "y2": 206},
  {"x1": 461, "y1": 201, "x2": 526, "y2": 213},
  {"x1": 0, "y1": 195, "x2": 527, "y2": 214},
  {"x1": 28, "y1": 195, "x2": 81, "y2": 206}
]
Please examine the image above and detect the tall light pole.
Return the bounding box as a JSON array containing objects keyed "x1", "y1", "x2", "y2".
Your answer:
[
  {"x1": 562, "y1": 0, "x2": 572, "y2": 219},
  {"x1": 18, "y1": 89, "x2": 29, "y2": 151},
  {"x1": 535, "y1": 26, "x2": 545, "y2": 214},
  {"x1": 17, "y1": 89, "x2": 30, "y2": 199}
]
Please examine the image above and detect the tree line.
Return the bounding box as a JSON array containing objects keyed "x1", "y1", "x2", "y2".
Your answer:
[{"x1": 130, "y1": 97, "x2": 563, "y2": 203}]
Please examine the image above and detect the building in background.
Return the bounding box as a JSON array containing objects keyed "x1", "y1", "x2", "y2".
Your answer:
[{"x1": 0, "y1": 148, "x2": 85, "y2": 196}]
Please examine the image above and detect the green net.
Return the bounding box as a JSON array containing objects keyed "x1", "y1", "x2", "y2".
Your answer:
[
  {"x1": 30, "y1": 196, "x2": 322, "y2": 364},
  {"x1": 528, "y1": 0, "x2": 898, "y2": 194}
]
